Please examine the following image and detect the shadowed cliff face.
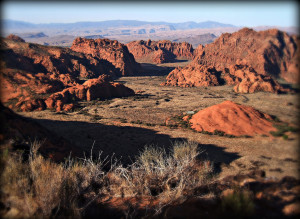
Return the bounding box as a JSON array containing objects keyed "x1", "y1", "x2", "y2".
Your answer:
[
  {"x1": 71, "y1": 37, "x2": 142, "y2": 76},
  {"x1": 0, "y1": 36, "x2": 135, "y2": 112},
  {"x1": 126, "y1": 39, "x2": 194, "y2": 64},
  {"x1": 162, "y1": 28, "x2": 299, "y2": 92}
]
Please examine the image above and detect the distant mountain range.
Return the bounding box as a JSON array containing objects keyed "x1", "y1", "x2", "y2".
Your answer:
[
  {"x1": 3, "y1": 19, "x2": 235, "y2": 31},
  {"x1": 2, "y1": 19, "x2": 298, "y2": 48}
]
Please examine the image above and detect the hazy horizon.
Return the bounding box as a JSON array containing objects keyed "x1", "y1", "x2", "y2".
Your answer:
[{"x1": 2, "y1": 1, "x2": 298, "y2": 27}]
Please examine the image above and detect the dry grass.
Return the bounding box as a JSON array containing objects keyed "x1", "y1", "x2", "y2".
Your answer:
[{"x1": 0, "y1": 140, "x2": 213, "y2": 218}]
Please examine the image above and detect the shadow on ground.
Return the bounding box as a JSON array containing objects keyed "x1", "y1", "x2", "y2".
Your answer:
[
  {"x1": 138, "y1": 63, "x2": 175, "y2": 76},
  {"x1": 33, "y1": 118, "x2": 240, "y2": 169}
]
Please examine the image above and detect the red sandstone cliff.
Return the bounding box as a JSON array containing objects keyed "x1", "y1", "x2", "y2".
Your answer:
[
  {"x1": 71, "y1": 37, "x2": 141, "y2": 76},
  {"x1": 1, "y1": 37, "x2": 135, "y2": 112},
  {"x1": 193, "y1": 28, "x2": 299, "y2": 84},
  {"x1": 162, "y1": 28, "x2": 298, "y2": 92},
  {"x1": 126, "y1": 39, "x2": 194, "y2": 64}
]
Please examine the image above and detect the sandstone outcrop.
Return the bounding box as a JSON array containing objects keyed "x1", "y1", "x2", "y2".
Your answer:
[
  {"x1": 71, "y1": 37, "x2": 141, "y2": 76},
  {"x1": 194, "y1": 28, "x2": 299, "y2": 84},
  {"x1": 6, "y1": 34, "x2": 25, "y2": 42},
  {"x1": 189, "y1": 100, "x2": 276, "y2": 136},
  {"x1": 162, "y1": 64, "x2": 221, "y2": 87},
  {"x1": 163, "y1": 28, "x2": 299, "y2": 91},
  {"x1": 162, "y1": 62, "x2": 288, "y2": 93},
  {"x1": 1, "y1": 38, "x2": 135, "y2": 112},
  {"x1": 227, "y1": 64, "x2": 289, "y2": 93},
  {"x1": 45, "y1": 75, "x2": 135, "y2": 112},
  {"x1": 126, "y1": 39, "x2": 194, "y2": 63},
  {"x1": 1, "y1": 37, "x2": 118, "y2": 79}
]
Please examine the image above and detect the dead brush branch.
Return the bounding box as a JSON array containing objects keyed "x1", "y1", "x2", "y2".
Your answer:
[
  {"x1": 105, "y1": 141, "x2": 213, "y2": 204},
  {"x1": 1, "y1": 140, "x2": 213, "y2": 218}
]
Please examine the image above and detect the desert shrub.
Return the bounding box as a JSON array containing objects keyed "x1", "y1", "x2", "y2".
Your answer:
[
  {"x1": 0, "y1": 146, "x2": 36, "y2": 217},
  {"x1": 282, "y1": 134, "x2": 289, "y2": 140},
  {"x1": 221, "y1": 188, "x2": 255, "y2": 218},
  {"x1": 213, "y1": 130, "x2": 225, "y2": 136},
  {"x1": 1, "y1": 140, "x2": 214, "y2": 218},
  {"x1": 0, "y1": 141, "x2": 107, "y2": 218},
  {"x1": 105, "y1": 141, "x2": 213, "y2": 205},
  {"x1": 201, "y1": 130, "x2": 237, "y2": 138},
  {"x1": 172, "y1": 140, "x2": 199, "y2": 162},
  {"x1": 270, "y1": 123, "x2": 299, "y2": 137}
]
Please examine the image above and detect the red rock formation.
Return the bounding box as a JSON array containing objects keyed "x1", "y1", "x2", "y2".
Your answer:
[
  {"x1": 227, "y1": 64, "x2": 289, "y2": 93},
  {"x1": 1, "y1": 38, "x2": 135, "y2": 112},
  {"x1": 126, "y1": 39, "x2": 194, "y2": 64},
  {"x1": 45, "y1": 75, "x2": 135, "y2": 112},
  {"x1": 152, "y1": 49, "x2": 176, "y2": 64},
  {"x1": 71, "y1": 37, "x2": 141, "y2": 76},
  {"x1": 162, "y1": 28, "x2": 298, "y2": 92},
  {"x1": 1, "y1": 37, "x2": 118, "y2": 79},
  {"x1": 189, "y1": 100, "x2": 276, "y2": 136},
  {"x1": 193, "y1": 28, "x2": 299, "y2": 84},
  {"x1": 161, "y1": 63, "x2": 221, "y2": 87},
  {"x1": 6, "y1": 34, "x2": 25, "y2": 42}
]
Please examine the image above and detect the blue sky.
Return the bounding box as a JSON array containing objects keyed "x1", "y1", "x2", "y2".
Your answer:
[{"x1": 2, "y1": 1, "x2": 298, "y2": 27}]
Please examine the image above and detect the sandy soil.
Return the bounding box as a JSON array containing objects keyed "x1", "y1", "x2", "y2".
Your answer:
[{"x1": 18, "y1": 61, "x2": 299, "y2": 180}]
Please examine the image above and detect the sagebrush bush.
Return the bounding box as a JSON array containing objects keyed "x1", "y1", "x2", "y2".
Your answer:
[
  {"x1": 106, "y1": 140, "x2": 213, "y2": 203},
  {"x1": 0, "y1": 140, "x2": 213, "y2": 218}
]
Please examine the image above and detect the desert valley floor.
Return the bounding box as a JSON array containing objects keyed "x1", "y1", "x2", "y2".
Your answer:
[{"x1": 17, "y1": 61, "x2": 299, "y2": 181}]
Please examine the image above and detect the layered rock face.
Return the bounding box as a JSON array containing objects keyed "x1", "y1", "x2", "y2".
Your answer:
[
  {"x1": 126, "y1": 39, "x2": 194, "y2": 63},
  {"x1": 189, "y1": 100, "x2": 276, "y2": 136},
  {"x1": 1, "y1": 37, "x2": 135, "y2": 112},
  {"x1": 163, "y1": 28, "x2": 299, "y2": 92},
  {"x1": 71, "y1": 37, "x2": 141, "y2": 76}
]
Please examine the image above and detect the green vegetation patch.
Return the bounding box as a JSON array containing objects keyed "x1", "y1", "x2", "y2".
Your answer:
[{"x1": 270, "y1": 122, "x2": 299, "y2": 139}]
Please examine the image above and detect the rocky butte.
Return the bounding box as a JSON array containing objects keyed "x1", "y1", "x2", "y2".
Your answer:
[
  {"x1": 126, "y1": 39, "x2": 194, "y2": 64},
  {"x1": 71, "y1": 37, "x2": 142, "y2": 76},
  {"x1": 162, "y1": 28, "x2": 299, "y2": 93},
  {"x1": 0, "y1": 35, "x2": 135, "y2": 112}
]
